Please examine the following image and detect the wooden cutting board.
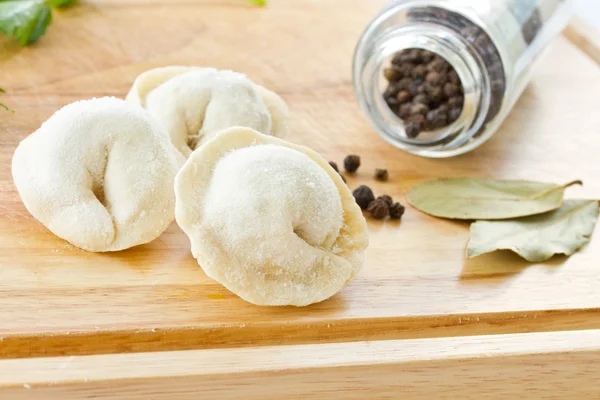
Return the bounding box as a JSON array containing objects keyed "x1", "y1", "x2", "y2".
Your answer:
[{"x1": 1, "y1": 0, "x2": 600, "y2": 398}]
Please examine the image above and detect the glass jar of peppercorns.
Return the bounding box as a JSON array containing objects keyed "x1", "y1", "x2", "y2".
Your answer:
[{"x1": 353, "y1": 0, "x2": 572, "y2": 157}]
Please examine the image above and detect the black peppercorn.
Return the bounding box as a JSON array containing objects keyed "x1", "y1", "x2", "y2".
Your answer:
[
  {"x1": 398, "y1": 63, "x2": 413, "y2": 77},
  {"x1": 396, "y1": 90, "x2": 411, "y2": 104},
  {"x1": 377, "y1": 194, "x2": 393, "y2": 206},
  {"x1": 407, "y1": 49, "x2": 422, "y2": 63},
  {"x1": 398, "y1": 103, "x2": 413, "y2": 119},
  {"x1": 389, "y1": 202, "x2": 405, "y2": 219},
  {"x1": 422, "y1": 51, "x2": 435, "y2": 64},
  {"x1": 448, "y1": 95, "x2": 464, "y2": 108},
  {"x1": 352, "y1": 185, "x2": 375, "y2": 209},
  {"x1": 410, "y1": 103, "x2": 428, "y2": 116},
  {"x1": 437, "y1": 104, "x2": 449, "y2": 114},
  {"x1": 413, "y1": 93, "x2": 429, "y2": 105},
  {"x1": 426, "y1": 109, "x2": 448, "y2": 129},
  {"x1": 383, "y1": 85, "x2": 398, "y2": 99},
  {"x1": 368, "y1": 198, "x2": 390, "y2": 220},
  {"x1": 374, "y1": 169, "x2": 389, "y2": 182},
  {"x1": 411, "y1": 65, "x2": 427, "y2": 79},
  {"x1": 448, "y1": 107, "x2": 462, "y2": 123},
  {"x1": 426, "y1": 60, "x2": 440, "y2": 73},
  {"x1": 408, "y1": 82, "x2": 421, "y2": 97},
  {"x1": 448, "y1": 70, "x2": 460, "y2": 84},
  {"x1": 385, "y1": 96, "x2": 399, "y2": 109},
  {"x1": 396, "y1": 78, "x2": 413, "y2": 91},
  {"x1": 408, "y1": 10, "x2": 504, "y2": 126},
  {"x1": 443, "y1": 82, "x2": 460, "y2": 98},
  {"x1": 426, "y1": 71, "x2": 442, "y2": 86},
  {"x1": 408, "y1": 114, "x2": 426, "y2": 130},
  {"x1": 383, "y1": 48, "x2": 465, "y2": 136},
  {"x1": 391, "y1": 52, "x2": 405, "y2": 66},
  {"x1": 328, "y1": 161, "x2": 339, "y2": 173},
  {"x1": 405, "y1": 121, "x2": 421, "y2": 138},
  {"x1": 437, "y1": 60, "x2": 451, "y2": 73},
  {"x1": 344, "y1": 155, "x2": 361, "y2": 173},
  {"x1": 384, "y1": 66, "x2": 403, "y2": 82},
  {"x1": 426, "y1": 85, "x2": 443, "y2": 103}
]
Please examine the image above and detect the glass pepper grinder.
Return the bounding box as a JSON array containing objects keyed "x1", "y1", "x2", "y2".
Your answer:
[{"x1": 353, "y1": 0, "x2": 573, "y2": 157}]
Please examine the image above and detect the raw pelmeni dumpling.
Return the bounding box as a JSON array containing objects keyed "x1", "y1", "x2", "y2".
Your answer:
[
  {"x1": 126, "y1": 66, "x2": 289, "y2": 158},
  {"x1": 175, "y1": 127, "x2": 369, "y2": 306},
  {"x1": 12, "y1": 97, "x2": 181, "y2": 252}
]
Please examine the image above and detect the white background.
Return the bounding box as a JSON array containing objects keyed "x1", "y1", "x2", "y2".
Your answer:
[{"x1": 574, "y1": 0, "x2": 600, "y2": 29}]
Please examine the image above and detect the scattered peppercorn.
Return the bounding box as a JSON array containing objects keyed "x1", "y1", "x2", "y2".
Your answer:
[
  {"x1": 383, "y1": 48, "x2": 465, "y2": 138},
  {"x1": 374, "y1": 169, "x2": 389, "y2": 182},
  {"x1": 344, "y1": 154, "x2": 361, "y2": 173},
  {"x1": 352, "y1": 185, "x2": 374, "y2": 209},
  {"x1": 349, "y1": 175, "x2": 403, "y2": 221},
  {"x1": 368, "y1": 198, "x2": 390, "y2": 220},
  {"x1": 377, "y1": 194, "x2": 393, "y2": 206},
  {"x1": 327, "y1": 160, "x2": 348, "y2": 183},
  {"x1": 389, "y1": 202, "x2": 406, "y2": 220}
]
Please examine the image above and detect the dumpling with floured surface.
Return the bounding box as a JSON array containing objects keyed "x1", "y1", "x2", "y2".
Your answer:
[
  {"x1": 12, "y1": 97, "x2": 180, "y2": 252},
  {"x1": 175, "y1": 127, "x2": 369, "y2": 306},
  {"x1": 126, "y1": 66, "x2": 289, "y2": 158}
]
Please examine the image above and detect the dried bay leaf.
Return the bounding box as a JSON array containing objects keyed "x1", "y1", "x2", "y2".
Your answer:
[
  {"x1": 467, "y1": 200, "x2": 599, "y2": 262},
  {"x1": 407, "y1": 178, "x2": 581, "y2": 220}
]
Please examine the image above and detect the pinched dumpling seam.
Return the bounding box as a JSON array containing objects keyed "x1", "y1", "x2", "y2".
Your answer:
[
  {"x1": 175, "y1": 127, "x2": 369, "y2": 306},
  {"x1": 11, "y1": 97, "x2": 181, "y2": 252},
  {"x1": 126, "y1": 66, "x2": 289, "y2": 158}
]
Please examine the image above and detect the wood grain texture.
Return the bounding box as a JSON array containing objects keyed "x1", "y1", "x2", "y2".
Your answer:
[
  {"x1": 2, "y1": 330, "x2": 600, "y2": 399},
  {"x1": 1, "y1": 0, "x2": 600, "y2": 360}
]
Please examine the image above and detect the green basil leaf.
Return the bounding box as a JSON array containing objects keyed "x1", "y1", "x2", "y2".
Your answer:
[{"x1": 0, "y1": 1, "x2": 51, "y2": 46}]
